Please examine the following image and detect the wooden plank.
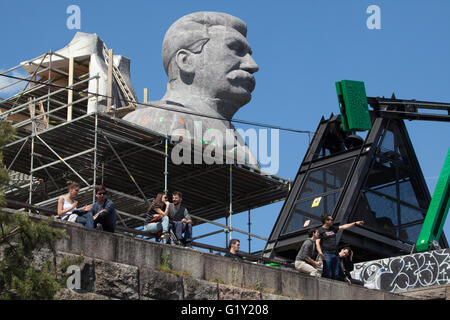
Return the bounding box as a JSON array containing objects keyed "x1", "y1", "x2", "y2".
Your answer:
[
  {"x1": 107, "y1": 49, "x2": 113, "y2": 110},
  {"x1": 143, "y1": 88, "x2": 148, "y2": 103}
]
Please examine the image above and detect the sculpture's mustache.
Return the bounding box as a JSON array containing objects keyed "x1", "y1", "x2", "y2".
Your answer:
[{"x1": 226, "y1": 70, "x2": 256, "y2": 91}]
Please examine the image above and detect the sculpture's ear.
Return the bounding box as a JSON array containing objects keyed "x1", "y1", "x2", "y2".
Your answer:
[{"x1": 175, "y1": 49, "x2": 195, "y2": 74}]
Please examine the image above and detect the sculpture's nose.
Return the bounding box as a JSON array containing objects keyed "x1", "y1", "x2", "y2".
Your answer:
[{"x1": 241, "y1": 54, "x2": 259, "y2": 74}]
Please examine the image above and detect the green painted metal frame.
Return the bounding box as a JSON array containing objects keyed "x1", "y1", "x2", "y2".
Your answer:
[{"x1": 416, "y1": 148, "x2": 450, "y2": 252}]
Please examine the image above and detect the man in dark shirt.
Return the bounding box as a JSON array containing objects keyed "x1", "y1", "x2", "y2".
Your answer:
[
  {"x1": 89, "y1": 185, "x2": 116, "y2": 233},
  {"x1": 168, "y1": 191, "x2": 192, "y2": 247},
  {"x1": 224, "y1": 239, "x2": 243, "y2": 260},
  {"x1": 295, "y1": 228, "x2": 322, "y2": 277},
  {"x1": 316, "y1": 215, "x2": 364, "y2": 280}
]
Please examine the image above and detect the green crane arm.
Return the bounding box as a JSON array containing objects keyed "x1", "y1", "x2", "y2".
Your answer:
[{"x1": 415, "y1": 148, "x2": 450, "y2": 252}]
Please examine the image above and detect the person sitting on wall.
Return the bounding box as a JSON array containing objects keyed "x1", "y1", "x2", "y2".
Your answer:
[
  {"x1": 144, "y1": 192, "x2": 171, "y2": 242},
  {"x1": 89, "y1": 185, "x2": 117, "y2": 233},
  {"x1": 294, "y1": 228, "x2": 322, "y2": 277},
  {"x1": 57, "y1": 180, "x2": 94, "y2": 229},
  {"x1": 224, "y1": 239, "x2": 243, "y2": 260},
  {"x1": 168, "y1": 191, "x2": 193, "y2": 247}
]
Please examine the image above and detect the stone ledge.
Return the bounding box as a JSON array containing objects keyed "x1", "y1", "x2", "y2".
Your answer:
[{"x1": 4, "y1": 211, "x2": 421, "y2": 300}]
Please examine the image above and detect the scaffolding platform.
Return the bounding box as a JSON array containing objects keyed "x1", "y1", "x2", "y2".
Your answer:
[{"x1": 0, "y1": 41, "x2": 290, "y2": 233}]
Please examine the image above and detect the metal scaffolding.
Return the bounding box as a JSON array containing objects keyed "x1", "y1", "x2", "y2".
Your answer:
[{"x1": 0, "y1": 50, "x2": 291, "y2": 249}]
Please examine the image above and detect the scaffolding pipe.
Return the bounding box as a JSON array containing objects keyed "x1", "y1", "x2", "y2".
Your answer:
[
  {"x1": 7, "y1": 137, "x2": 29, "y2": 172},
  {"x1": 3, "y1": 75, "x2": 94, "y2": 121},
  {"x1": 13, "y1": 95, "x2": 91, "y2": 129},
  {"x1": 28, "y1": 99, "x2": 35, "y2": 205},
  {"x1": 229, "y1": 164, "x2": 233, "y2": 242},
  {"x1": 93, "y1": 77, "x2": 99, "y2": 202},
  {"x1": 11, "y1": 52, "x2": 49, "y2": 111},
  {"x1": 6, "y1": 112, "x2": 93, "y2": 149},
  {"x1": 189, "y1": 213, "x2": 267, "y2": 241},
  {"x1": 0, "y1": 74, "x2": 34, "y2": 92},
  {"x1": 164, "y1": 137, "x2": 168, "y2": 194},
  {"x1": 31, "y1": 148, "x2": 94, "y2": 173},
  {"x1": 248, "y1": 209, "x2": 252, "y2": 254},
  {"x1": 103, "y1": 134, "x2": 149, "y2": 205},
  {"x1": 36, "y1": 135, "x2": 90, "y2": 187}
]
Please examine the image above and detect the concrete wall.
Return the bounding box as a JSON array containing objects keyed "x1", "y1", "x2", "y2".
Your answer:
[{"x1": 16, "y1": 212, "x2": 414, "y2": 300}]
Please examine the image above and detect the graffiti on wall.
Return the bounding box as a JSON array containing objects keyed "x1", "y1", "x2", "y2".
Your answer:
[{"x1": 351, "y1": 248, "x2": 450, "y2": 292}]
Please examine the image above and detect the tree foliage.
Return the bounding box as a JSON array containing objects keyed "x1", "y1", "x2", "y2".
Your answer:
[{"x1": 0, "y1": 120, "x2": 79, "y2": 299}]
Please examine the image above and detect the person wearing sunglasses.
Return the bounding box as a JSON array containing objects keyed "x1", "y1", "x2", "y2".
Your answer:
[
  {"x1": 316, "y1": 215, "x2": 364, "y2": 280},
  {"x1": 89, "y1": 185, "x2": 117, "y2": 233}
]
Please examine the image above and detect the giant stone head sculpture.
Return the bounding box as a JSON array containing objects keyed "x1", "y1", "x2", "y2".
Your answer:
[{"x1": 123, "y1": 11, "x2": 259, "y2": 164}]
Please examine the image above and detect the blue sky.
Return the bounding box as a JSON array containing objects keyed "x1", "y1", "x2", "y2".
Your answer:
[{"x1": 1, "y1": 0, "x2": 449, "y2": 255}]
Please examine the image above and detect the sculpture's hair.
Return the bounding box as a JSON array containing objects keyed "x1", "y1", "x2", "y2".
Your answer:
[{"x1": 162, "y1": 11, "x2": 248, "y2": 81}]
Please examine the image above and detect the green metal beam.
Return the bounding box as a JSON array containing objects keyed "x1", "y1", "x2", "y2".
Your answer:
[
  {"x1": 336, "y1": 80, "x2": 372, "y2": 131},
  {"x1": 416, "y1": 148, "x2": 450, "y2": 252}
]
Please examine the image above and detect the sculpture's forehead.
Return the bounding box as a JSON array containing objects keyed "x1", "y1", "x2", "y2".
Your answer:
[{"x1": 208, "y1": 26, "x2": 250, "y2": 44}]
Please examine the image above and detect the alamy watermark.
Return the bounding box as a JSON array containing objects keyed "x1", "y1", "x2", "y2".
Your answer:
[
  {"x1": 66, "y1": 265, "x2": 81, "y2": 290},
  {"x1": 170, "y1": 122, "x2": 280, "y2": 175},
  {"x1": 66, "y1": 5, "x2": 81, "y2": 30},
  {"x1": 366, "y1": 5, "x2": 381, "y2": 30}
]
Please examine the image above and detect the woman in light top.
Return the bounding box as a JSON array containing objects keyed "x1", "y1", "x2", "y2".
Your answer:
[{"x1": 57, "y1": 181, "x2": 94, "y2": 229}]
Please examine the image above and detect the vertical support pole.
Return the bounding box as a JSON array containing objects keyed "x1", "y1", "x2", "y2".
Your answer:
[
  {"x1": 93, "y1": 76, "x2": 99, "y2": 203},
  {"x1": 107, "y1": 49, "x2": 113, "y2": 110},
  {"x1": 67, "y1": 57, "x2": 74, "y2": 121},
  {"x1": 225, "y1": 216, "x2": 229, "y2": 249},
  {"x1": 101, "y1": 162, "x2": 105, "y2": 186},
  {"x1": 28, "y1": 99, "x2": 35, "y2": 206},
  {"x1": 164, "y1": 137, "x2": 168, "y2": 194},
  {"x1": 248, "y1": 209, "x2": 251, "y2": 254},
  {"x1": 93, "y1": 112, "x2": 98, "y2": 203},
  {"x1": 229, "y1": 164, "x2": 233, "y2": 242},
  {"x1": 47, "y1": 51, "x2": 52, "y2": 127},
  {"x1": 143, "y1": 88, "x2": 149, "y2": 103}
]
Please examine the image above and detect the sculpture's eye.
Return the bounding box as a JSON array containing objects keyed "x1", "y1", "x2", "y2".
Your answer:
[{"x1": 228, "y1": 40, "x2": 249, "y2": 57}]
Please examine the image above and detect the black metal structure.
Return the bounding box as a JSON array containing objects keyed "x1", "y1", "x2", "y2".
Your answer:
[{"x1": 264, "y1": 100, "x2": 449, "y2": 263}]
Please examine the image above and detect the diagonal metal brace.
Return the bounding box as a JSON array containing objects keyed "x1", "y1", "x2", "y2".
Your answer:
[
  {"x1": 103, "y1": 134, "x2": 149, "y2": 205},
  {"x1": 35, "y1": 135, "x2": 90, "y2": 187}
]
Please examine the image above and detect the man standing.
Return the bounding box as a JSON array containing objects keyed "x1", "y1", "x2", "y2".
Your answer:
[
  {"x1": 169, "y1": 191, "x2": 193, "y2": 247},
  {"x1": 224, "y1": 239, "x2": 243, "y2": 260},
  {"x1": 295, "y1": 228, "x2": 322, "y2": 277},
  {"x1": 316, "y1": 215, "x2": 364, "y2": 280},
  {"x1": 89, "y1": 185, "x2": 116, "y2": 233}
]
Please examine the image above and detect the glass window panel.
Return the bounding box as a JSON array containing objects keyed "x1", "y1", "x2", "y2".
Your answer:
[
  {"x1": 378, "y1": 124, "x2": 411, "y2": 166},
  {"x1": 283, "y1": 192, "x2": 340, "y2": 235},
  {"x1": 380, "y1": 129, "x2": 395, "y2": 153},
  {"x1": 365, "y1": 191, "x2": 398, "y2": 226},
  {"x1": 398, "y1": 179, "x2": 420, "y2": 208},
  {"x1": 400, "y1": 205, "x2": 424, "y2": 225},
  {"x1": 372, "y1": 183, "x2": 396, "y2": 199},
  {"x1": 297, "y1": 159, "x2": 353, "y2": 200},
  {"x1": 399, "y1": 224, "x2": 422, "y2": 244}
]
